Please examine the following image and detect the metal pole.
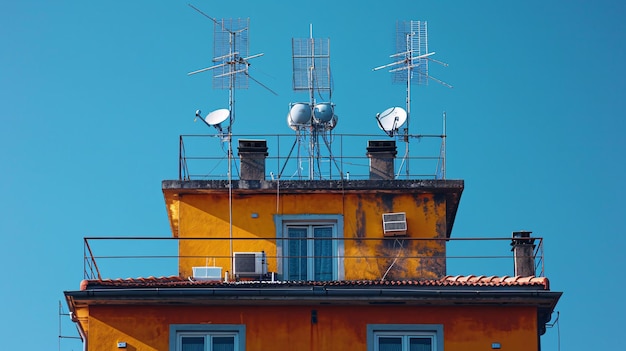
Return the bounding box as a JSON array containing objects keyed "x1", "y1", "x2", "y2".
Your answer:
[
  {"x1": 309, "y1": 29, "x2": 315, "y2": 180},
  {"x1": 228, "y1": 29, "x2": 235, "y2": 274},
  {"x1": 405, "y1": 32, "x2": 412, "y2": 178},
  {"x1": 443, "y1": 111, "x2": 447, "y2": 179}
]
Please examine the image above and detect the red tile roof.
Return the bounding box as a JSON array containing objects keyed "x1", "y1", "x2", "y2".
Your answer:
[{"x1": 80, "y1": 275, "x2": 550, "y2": 291}]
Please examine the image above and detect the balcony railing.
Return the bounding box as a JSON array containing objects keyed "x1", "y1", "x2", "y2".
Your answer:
[
  {"x1": 82, "y1": 236, "x2": 545, "y2": 281},
  {"x1": 178, "y1": 133, "x2": 446, "y2": 181}
]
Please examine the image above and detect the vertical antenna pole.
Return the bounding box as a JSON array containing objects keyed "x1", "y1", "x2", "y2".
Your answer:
[
  {"x1": 309, "y1": 24, "x2": 315, "y2": 180},
  {"x1": 227, "y1": 22, "x2": 235, "y2": 275},
  {"x1": 228, "y1": 135, "x2": 233, "y2": 273},
  {"x1": 405, "y1": 32, "x2": 412, "y2": 178},
  {"x1": 442, "y1": 111, "x2": 447, "y2": 179}
]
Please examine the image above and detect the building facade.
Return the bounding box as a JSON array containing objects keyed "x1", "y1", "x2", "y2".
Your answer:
[{"x1": 64, "y1": 137, "x2": 561, "y2": 351}]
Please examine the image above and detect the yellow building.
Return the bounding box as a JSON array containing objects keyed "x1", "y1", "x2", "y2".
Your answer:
[{"x1": 65, "y1": 135, "x2": 561, "y2": 351}]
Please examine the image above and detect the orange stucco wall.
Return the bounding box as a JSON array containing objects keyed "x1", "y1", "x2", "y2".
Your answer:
[
  {"x1": 85, "y1": 304, "x2": 538, "y2": 351},
  {"x1": 173, "y1": 190, "x2": 447, "y2": 280}
]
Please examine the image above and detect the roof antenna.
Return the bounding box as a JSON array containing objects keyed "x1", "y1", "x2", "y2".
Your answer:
[
  {"x1": 187, "y1": 3, "x2": 276, "y2": 277},
  {"x1": 373, "y1": 20, "x2": 451, "y2": 177},
  {"x1": 283, "y1": 24, "x2": 339, "y2": 180}
]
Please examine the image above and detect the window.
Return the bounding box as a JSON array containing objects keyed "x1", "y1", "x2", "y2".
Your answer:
[
  {"x1": 367, "y1": 324, "x2": 443, "y2": 351},
  {"x1": 170, "y1": 325, "x2": 245, "y2": 351},
  {"x1": 274, "y1": 214, "x2": 344, "y2": 281}
]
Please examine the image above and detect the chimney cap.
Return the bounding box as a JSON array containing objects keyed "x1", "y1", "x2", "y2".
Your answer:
[
  {"x1": 511, "y1": 230, "x2": 535, "y2": 249},
  {"x1": 512, "y1": 230, "x2": 532, "y2": 238},
  {"x1": 366, "y1": 140, "x2": 397, "y2": 152},
  {"x1": 238, "y1": 139, "x2": 268, "y2": 155}
]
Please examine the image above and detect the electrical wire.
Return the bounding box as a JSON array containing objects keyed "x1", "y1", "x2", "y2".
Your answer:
[{"x1": 381, "y1": 238, "x2": 405, "y2": 281}]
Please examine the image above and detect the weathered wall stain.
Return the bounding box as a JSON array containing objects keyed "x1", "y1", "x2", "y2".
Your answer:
[{"x1": 173, "y1": 189, "x2": 451, "y2": 280}]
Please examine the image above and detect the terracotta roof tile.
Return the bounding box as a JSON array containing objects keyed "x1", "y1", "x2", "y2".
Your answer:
[{"x1": 80, "y1": 275, "x2": 550, "y2": 291}]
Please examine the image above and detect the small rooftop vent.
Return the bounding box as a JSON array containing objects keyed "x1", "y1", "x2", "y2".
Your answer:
[{"x1": 382, "y1": 212, "x2": 407, "y2": 236}]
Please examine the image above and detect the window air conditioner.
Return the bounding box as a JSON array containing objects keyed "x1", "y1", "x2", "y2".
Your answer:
[
  {"x1": 382, "y1": 212, "x2": 407, "y2": 236},
  {"x1": 233, "y1": 252, "x2": 267, "y2": 276}
]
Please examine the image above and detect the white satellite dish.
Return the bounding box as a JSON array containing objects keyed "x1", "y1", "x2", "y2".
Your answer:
[
  {"x1": 313, "y1": 102, "x2": 334, "y2": 123},
  {"x1": 376, "y1": 107, "x2": 407, "y2": 134},
  {"x1": 287, "y1": 103, "x2": 312, "y2": 129},
  {"x1": 205, "y1": 108, "x2": 230, "y2": 132}
]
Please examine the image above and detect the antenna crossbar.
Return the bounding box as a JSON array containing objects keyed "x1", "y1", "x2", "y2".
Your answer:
[
  {"x1": 389, "y1": 51, "x2": 435, "y2": 59},
  {"x1": 212, "y1": 52, "x2": 240, "y2": 62},
  {"x1": 422, "y1": 74, "x2": 453, "y2": 88},
  {"x1": 214, "y1": 68, "x2": 248, "y2": 79},
  {"x1": 372, "y1": 59, "x2": 407, "y2": 72},
  {"x1": 241, "y1": 53, "x2": 264, "y2": 61},
  {"x1": 389, "y1": 65, "x2": 421, "y2": 73},
  {"x1": 188, "y1": 63, "x2": 226, "y2": 76}
]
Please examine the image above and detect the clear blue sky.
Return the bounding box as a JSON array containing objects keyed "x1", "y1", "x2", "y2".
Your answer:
[{"x1": 2, "y1": 1, "x2": 625, "y2": 350}]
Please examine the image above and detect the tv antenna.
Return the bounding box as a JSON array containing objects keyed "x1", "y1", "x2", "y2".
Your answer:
[
  {"x1": 188, "y1": 4, "x2": 276, "y2": 136},
  {"x1": 373, "y1": 20, "x2": 451, "y2": 176},
  {"x1": 283, "y1": 25, "x2": 339, "y2": 180}
]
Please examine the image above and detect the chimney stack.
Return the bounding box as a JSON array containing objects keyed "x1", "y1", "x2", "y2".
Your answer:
[
  {"x1": 366, "y1": 140, "x2": 397, "y2": 180},
  {"x1": 511, "y1": 230, "x2": 536, "y2": 276},
  {"x1": 238, "y1": 139, "x2": 268, "y2": 181}
]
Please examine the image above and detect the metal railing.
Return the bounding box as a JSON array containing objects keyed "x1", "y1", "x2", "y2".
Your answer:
[
  {"x1": 178, "y1": 133, "x2": 446, "y2": 181},
  {"x1": 82, "y1": 236, "x2": 545, "y2": 281}
]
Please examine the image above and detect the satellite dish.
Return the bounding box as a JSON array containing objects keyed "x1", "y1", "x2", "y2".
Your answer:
[
  {"x1": 313, "y1": 102, "x2": 334, "y2": 123},
  {"x1": 288, "y1": 103, "x2": 312, "y2": 126},
  {"x1": 205, "y1": 108, "x2": 230, "y2": 132},
  {"x1": 376, "y1": 107, "x2": 407, "y2": 134}
]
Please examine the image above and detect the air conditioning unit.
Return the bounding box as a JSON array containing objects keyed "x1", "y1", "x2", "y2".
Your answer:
[
  {"x1": 233, "y1": 252, "x2": 267, "y2": 276},
  {"x1": 192, "y1": 266, "x2": 222, "y2": 281},
  {"x1": 382, "y1": 212, "x2": 407, "y2": 236}
]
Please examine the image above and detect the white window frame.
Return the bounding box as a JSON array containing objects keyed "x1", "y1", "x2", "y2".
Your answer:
[
  {"x1": 169, "y1": 324, "x2": 245, "y2": 351},
  {"x1": 274, "y1": 214, "x2": 344, "y2": 281},
  {"x1": 367, "y1": 324, "x2": 443, "y2": 351}
]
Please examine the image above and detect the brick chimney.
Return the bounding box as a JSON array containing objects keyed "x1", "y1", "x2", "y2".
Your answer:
[
  {"x1": 366, "y1": 140, "x2": 397, "y2": 180},
  {"x1": 238, "y1": 139, "x2": 268, "y2": 181},
  {"x1": 511, "y1": 230, "x2": 536, "y2": 276}
]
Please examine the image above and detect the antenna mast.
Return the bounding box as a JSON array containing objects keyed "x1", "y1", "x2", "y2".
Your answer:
[
  {"x1": 373, "y1": 20, "x2": 451, "y2": 177},
  {"x1": 286, "y1": 26, "x2": 337, "y2": 180},
  {"x1": 188, "y1": 4, "x2": 275, "y2": 273}
]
